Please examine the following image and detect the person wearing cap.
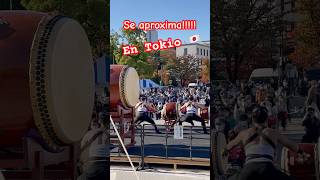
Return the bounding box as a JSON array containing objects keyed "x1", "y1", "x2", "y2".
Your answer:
[
  {"x1": 224, "y1": 106, "x2": 309, "y2": 180},
  {"x1": 302, "y1": 106, "x2": 320, "y2": 143}
]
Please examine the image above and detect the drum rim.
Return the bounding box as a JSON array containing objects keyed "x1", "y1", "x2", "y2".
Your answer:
[
  {"x1": 119, "y1": 66, "x2": 139, "y2": 108},
  {"x1": 212, "y1": 131, "x2": 228, "y2": 176},
  {"x1": 281, "y1": 147, "x2": 290, "y2": 175},
  {"x1": 119, "y1": 65, "x2": 129, "y2": 108},
  {"x1": 29, "y1": 14, "x2": 93, "y2": 149},
  {"x1": 29, "y1": 15, "x2": 65, "y2": 150}
]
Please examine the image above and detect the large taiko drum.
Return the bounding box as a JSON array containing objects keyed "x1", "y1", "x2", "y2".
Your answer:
[
  {"x1": 281, "y1": 143, "x2": 319, "y2": 180},
  {"x1": 0, "y1": 11, "x2": 94, "y2": 150},
  {"x1": 110, "y1": 65, "x2": 140, "y2": 109},
  {"x1": 199, "y1": 107, "x2": 209, "y2": 120},
  {"x1": 212, "y1": 131, "x2": 228, "y2": 176},
  {"x1": 164, "y1": 102, "x2": 178, "y2": 119}
]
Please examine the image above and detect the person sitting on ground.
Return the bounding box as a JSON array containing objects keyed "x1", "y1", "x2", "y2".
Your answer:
[
  {"x1": 302, "y1": 106, "x2": 320, "y2": 143},
  {"x1": 224, "y1": 106, "x2": 309, "y2": 180}
]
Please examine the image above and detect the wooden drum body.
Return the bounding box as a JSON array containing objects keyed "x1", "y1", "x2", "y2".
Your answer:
[
  {"x1": 281, "y1": 143, "x2": 319, "y2": 180},
  {"x1": 110, "y1": 65, "x2": 140, "y2": 110},
  {"x1": 109, "y1": 65, "x2": 139, "y2": 147},
  {"x1": 164, "y1": 102, "x2": 177, "y2": 119},
  {"x1": 0, "y1": 11, "x2": 94, "y2": 150},
  {"x1": 199, "y1": 107, "x2": 209, "y2": 120}
]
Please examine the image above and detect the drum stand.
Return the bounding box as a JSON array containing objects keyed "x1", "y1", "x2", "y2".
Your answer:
[
  {"x1": 0, "y1": 137, "x2": 78, "y2": 180},
  {"x1": 136, "y1": 161, "x2": 153, "y2": 171},
  {"x1": 164, "y1": 116, "x2": 177, "y2": 132},
  {"x1": 110, "y1": 105, "x2": 136, "y2": 148}
]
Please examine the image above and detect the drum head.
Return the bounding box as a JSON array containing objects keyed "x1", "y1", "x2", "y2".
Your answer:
[
  {"x1": 120, "y1": 66, "x2": 140, "y2": 107},
  {"x1": 212, "y1": 131, "x2": 228, "y2": 175},
  {"x1": 30, "y1": 16, "x2": 94, "y2": 148}
]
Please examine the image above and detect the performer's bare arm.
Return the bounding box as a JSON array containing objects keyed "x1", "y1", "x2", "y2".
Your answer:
[
  {"x1": 226, "y1": 131, "x2": 244, "y2": 150},
  {"x1": 276, "y1": 131, "x2": 299, "y2": 153},
  {"x1": 180, "y1": 103, "x2": 189, "y2": 110},
  {"x1": 135, "y1": 102, "x2": 142, "y2": 109},
  {"x1": 146, "y1": 104, "x2": 156, "y2": 112},
  {"x1": 80, "y1": 133, "x2": 90, "y2": 149},
  {"x1": 195, "y1": 102, "x2": 206, "y2": 109}
]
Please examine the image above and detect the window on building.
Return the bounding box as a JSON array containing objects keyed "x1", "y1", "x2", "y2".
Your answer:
[
  {"x1": 206, "y1": 50, "x2": 209, "y2": 56},
  {"x1": 197, "y1": 48, "x2": 199, "y2": 55},
  {"x1": 184, "y1": 48, "x2": 187, "y2": 55},
  {"x1": 200, "y1": 49, "x2": 202, "y2": 55}
]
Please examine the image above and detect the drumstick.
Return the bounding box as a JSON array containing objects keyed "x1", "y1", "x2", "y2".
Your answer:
[{"x1": 110, "y1": 116, "x2": 141, "y2": 180}]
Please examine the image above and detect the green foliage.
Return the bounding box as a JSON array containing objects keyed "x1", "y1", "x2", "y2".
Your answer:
[
  {"x1": 21, "y1": 0, "x2": 108, "y2": 59},
  {"x1": 110, "y1": 28, "x2": 156, "y2": 78}
]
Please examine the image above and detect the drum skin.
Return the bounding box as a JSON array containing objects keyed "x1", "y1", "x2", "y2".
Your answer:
[
  {"x1": 282, "y1": 144, "x2": 317, "y2": 180},
  {"x1": 110, "y1": 65, "x2": 139, "y2": 109},
  {"x1": 0, "y1": 11, "x2": 94, "y2": 150}
]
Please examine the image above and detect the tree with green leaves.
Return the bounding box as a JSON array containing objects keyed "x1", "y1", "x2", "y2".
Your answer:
[
  {"x1": 212, "y1": 0, "x2": 283, "y2": 82},
  {"x1": 110, "y1": 28, "x2": 156, "y2": 78},
  {"x1": 167, "y1": 55, "x2": 201, "y2": 86},
  {"x1": 21, "y1": 0, "x2": 108, "y2": 59}
]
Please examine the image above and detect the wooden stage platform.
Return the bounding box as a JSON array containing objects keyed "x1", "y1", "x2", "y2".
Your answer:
[{"x1": 110, "y1": 155, "x2": 210, "y2": 170}]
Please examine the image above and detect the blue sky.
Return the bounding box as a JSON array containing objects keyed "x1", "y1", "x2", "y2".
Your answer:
[{"x1": 110, "y1": 0, "x2": 210, "y2": 43}]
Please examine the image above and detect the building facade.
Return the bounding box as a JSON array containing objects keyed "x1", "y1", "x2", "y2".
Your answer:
[
  {"x1": 176, "y1": 42, "x2": 210, "y2": 60},
  {"x1": 146, "y1": 30, "x2": 158, "y2": 42}
]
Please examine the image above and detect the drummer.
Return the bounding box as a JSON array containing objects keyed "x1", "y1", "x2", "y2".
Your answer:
[
  {"x1": 135, "y1": 96, "x2": 161, "y2": 134},
  {"x1": 223, "y1": 105, "x2": 309, "y2": 180},
  {"x1": 177, "y1": 96, "x2": 208, "y2": 134}
]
